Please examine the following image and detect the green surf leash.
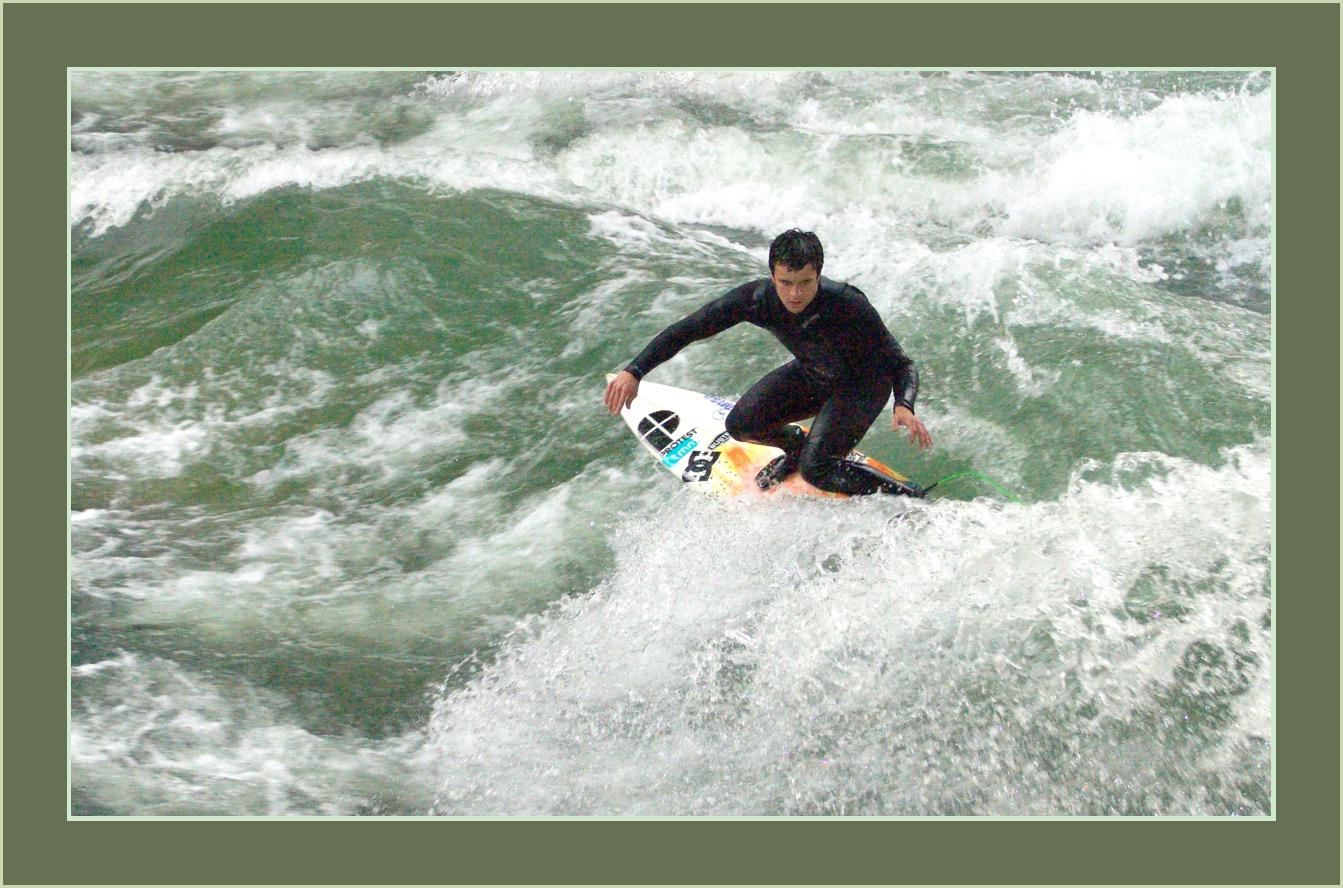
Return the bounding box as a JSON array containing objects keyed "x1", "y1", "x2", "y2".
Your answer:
[{"x1": 919, "y1": 471, "x2": 1023, "y2": 503}]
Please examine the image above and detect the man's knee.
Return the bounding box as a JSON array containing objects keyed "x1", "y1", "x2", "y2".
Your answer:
[{"x1": 724, "y1": 405, "x2": 754, "y2": 441}]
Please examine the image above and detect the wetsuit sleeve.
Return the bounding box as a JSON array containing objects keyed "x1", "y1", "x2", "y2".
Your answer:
[
  {"x1": 839, "y1": 288, "x2": 920, "y2": 412},
  {"x1": 889, "y1": 348, "x2": 919, "y2": 412},
  {"x1": 623, "y1": 283, "x2": 755, "y2": 380}
]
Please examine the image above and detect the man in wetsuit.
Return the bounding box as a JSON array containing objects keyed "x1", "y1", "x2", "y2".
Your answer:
[{"x1": 604, "y1": 229, "x2": 932, "y2": 497}]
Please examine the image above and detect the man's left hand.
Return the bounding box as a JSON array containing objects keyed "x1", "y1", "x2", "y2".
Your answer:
[{"x1": 892, "y1": 405, "x2": 932, "y2": 450}]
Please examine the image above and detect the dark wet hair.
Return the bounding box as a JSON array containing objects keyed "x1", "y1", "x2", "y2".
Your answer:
[{"x1": 769, "y1": 229, "x2": 824, "y2": 275}]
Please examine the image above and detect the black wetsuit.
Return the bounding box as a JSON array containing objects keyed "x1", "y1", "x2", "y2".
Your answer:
[{"x1": 625, "y1": 276, "x2": 922, "y2": 496}]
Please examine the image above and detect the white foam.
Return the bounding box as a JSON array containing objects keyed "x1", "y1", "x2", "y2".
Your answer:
[
  {"x1": 71, "y1": 114, "x2": 577, "y2": 237},
  {"x1": 76, "y1": 421, "x2": 209, "y2": 479},
  {"x1": 71, "y1": 653, "x2": 436, "y2": 815},
  {"x1": 74, "y1": 72, "x2": 1271, "y2": 274},
  {"x1": 96, "y1": 459, "x2": 655, "y2": 656},
  {"x1": 70, "y1": 509, "x2": 110, "y2": 525},
  {"x1": 996, "y1": 90, "x2": 1272, "y2": 245},
  {"x1": 994, "y1": 335, "x2": 1061, "y2": 397},
  {"x1": 425, "y1": 442, "x2": 1271, "y2": 815}
]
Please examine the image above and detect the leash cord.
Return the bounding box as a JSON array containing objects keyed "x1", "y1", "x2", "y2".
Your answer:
[{"x1": 922, "y1": 471, "x2": 1023, "y2": 503}]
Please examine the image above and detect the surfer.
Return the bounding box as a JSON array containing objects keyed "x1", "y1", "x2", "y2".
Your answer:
[{"x1": 604, "y1": 229, "x2": 931, "y2": 497}]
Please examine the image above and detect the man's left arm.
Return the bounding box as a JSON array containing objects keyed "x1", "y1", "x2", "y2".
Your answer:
[
  {"x1": 889, "y1": 358, "x2": 931, "y2": 450},
  {"x1": 845, "y1": 292, "x2": 932, "y2": 451}
]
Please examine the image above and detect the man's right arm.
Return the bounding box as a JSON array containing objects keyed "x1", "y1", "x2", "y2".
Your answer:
[
  {"x1": 606, "y1": 282, "x2": 755, "y2": 417},
  {"x1": 623, "y1": 283, "x2": 755, "y2": 381}
]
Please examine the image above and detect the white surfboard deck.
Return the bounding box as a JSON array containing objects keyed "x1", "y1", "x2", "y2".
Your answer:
[{"x1": 609, "y1": 375, "x2": 911, "y2": 499}]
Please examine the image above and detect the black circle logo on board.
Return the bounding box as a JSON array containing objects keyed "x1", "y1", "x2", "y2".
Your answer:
[{"x1": 637, "y1": 410, "x2": 680, "y2": 452}]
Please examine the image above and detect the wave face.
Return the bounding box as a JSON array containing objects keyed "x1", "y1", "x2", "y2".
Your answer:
[{"x1": 71, "y1": 71, "x2": 1272, "y2": 816}]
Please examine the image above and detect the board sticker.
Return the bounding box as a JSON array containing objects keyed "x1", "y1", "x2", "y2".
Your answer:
[{"x1": 636, "y1": 410, "x2": 679, "y2": 451}]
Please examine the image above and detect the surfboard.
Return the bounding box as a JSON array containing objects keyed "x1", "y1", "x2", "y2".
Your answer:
[{"x1": 609, "y1": 375, "x2": 914, "y2": 499}]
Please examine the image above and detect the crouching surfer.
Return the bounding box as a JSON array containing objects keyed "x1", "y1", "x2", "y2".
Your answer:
[{"x1": 603, "y1": 229, "x2": 931, "y2": 497}]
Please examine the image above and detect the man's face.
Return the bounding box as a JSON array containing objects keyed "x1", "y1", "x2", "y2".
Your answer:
[{"x1": 771, "y1": 263, "x2": 820, "y2": 314}]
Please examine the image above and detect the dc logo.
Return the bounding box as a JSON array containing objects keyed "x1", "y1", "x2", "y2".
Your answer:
[{"x1": 681, "y1": 450, "x2": 720, "y2": 482}]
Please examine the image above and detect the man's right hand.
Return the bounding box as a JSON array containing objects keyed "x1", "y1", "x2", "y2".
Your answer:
[{"x1": 604, "y1": 370, "x2": 640, "y2": 417}]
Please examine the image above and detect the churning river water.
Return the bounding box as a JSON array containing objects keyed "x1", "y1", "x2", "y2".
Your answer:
[{"x1": 70, "y1": 70, "x2": 1271, "y2": 816}]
